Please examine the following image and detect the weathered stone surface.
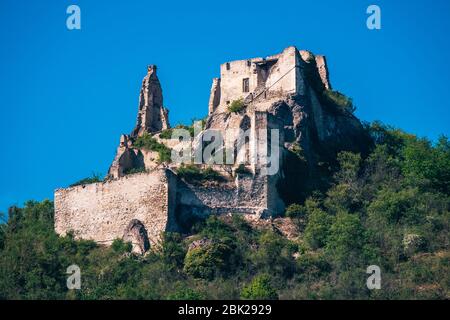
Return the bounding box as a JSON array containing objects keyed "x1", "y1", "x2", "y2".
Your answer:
[
  {"x1": 123, "y1": 219, "x2": 150, "y2": 254},
  {"x1": 108, "y1": 134, "x2": 144, "y2": 179},
  {"x1": 315, "y1": 55, "x2": 332, "y2": 90},
  {"x1": 55, "y1": 169, "x2": 179, "y2": 247},
  {"x1": 55, "y1": 46, "x2": 372, "y2": 252},
  {"x1": 131, "y1": 65, "x2": 169, "y2": 137},
  {"x1": 208, "y1": 78, "x2": 221, "y2": 115},
  {"x1": 212, "y1": 46, "x2": 304, "y2": 114}
]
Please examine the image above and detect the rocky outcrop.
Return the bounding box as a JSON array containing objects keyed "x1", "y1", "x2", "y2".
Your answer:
[
  {"x1": 315, "y1": 55, "x2": 332, "y2": 90},
  {"x1": 108, "y1": 134, "x2": 144, "y2": 179},
  {"x1": 55, "y1": 46, "x2": 374, "y2": 253},
  {"x1": 271, "y1": 91, "x2": 372, "y2": 204},
  {"x1": 123, "y1": 219, "x2": 151, "y2": 254},
  {"x1": 205, "y1": 47, "x2": 372, "y2": 205},
  {"x1": 131, "y1": 65, "x2": 169, "y2": 137}
]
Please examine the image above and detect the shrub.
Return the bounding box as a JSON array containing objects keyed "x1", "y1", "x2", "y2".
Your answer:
[
  {"x1": 227, "y1": 98, "x2": 245, "y2": 113},
  {"x1": 160, "y1": 232, "x2": 186, "y2": 270},
  {"x1": 304, "y1": 208, "x2": 334, "y2": 249},
  {"x1": 176, "y1": 164, "x2": 223, "y2": 184},
  {"x1": 166, "y1": 287, "x2": 204, "y2": 300},
  {"x1": 290, "y1": 143, "x2": 306, "y2": 161},
  {"x1": 241, "y1": 274, "x2": 278, "y2": 300},
  {"x1": 69, "y1": 173, "x2": 102, "y2": 187},
  {"x1": 183, "y1": 240, "x2": 235, "y2": 280},
  {"x1": 159, "y1": 129, "x2": 174, "y2": 139},
  {"x1": 322, "y1": 90, "x2": 355, "y2": 114},
  {"x1": 111, "y1": 239, "x2": 132, "y2": 253},
  {"x1": 285, "y1": 203, "x2": 306, "y2": 219},
  {"x1": 325, "y1": 212, "x2": 368, "y2": 268},
  {"x1": 198, "y1": 216, "x2": 235, "y2": 240},
  {"x1": 295, "y1": 252, "x2": 332, "y2": 282},
  {"x1": 367, "y1": 187, "x2": 424, "y2": 225},
  {"x1": 134, "y1": 133, "x2": 172, "y2": 163},
  {"x1": 253, "y1": 230, "x2": 296, "y2": 277},
  {"x1": 159, "y1": 118, "x2": 207, "y2": 140}
]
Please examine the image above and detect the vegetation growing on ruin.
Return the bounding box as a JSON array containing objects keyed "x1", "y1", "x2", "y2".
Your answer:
[
  {"x1": 160, "y1": 118, "x2": 207, "y2": 140},
  {"x1": 123, "y1": 167, "x2": 147, "y2": 175},
  {"x1": 69, "y1": 173, "x2": 103, "y2": 187},
  {"x1": 134, "y1": 133, "x2": 172, "y2": 163},
  {"x1": 289, "y1": 142, "x2": 306, "y2": 162},
  {"x1": 322, "y1": 90, "x2": 356, "y2": 114},
  {"x1": 159, "y1": 128, "x2": 174, "y2": 139},
  {"x1": 0, "y1": 121, "x2": 449, "y2": 300},
  {"x1": 302, "y1": 54, "x2": 355, "y2": 115},
  {"x1": 227, "y1": 98, "x2": 245, "y2": 113},
  {"x1": 159, "y1": 125, "x2": 193, "y2": 139},
  {"x1": 176, "y1": 164, "x2": 224, "y2": 184}
]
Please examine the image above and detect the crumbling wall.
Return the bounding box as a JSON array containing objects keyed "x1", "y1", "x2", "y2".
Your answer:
[
  {"x1": 55, "y1": 169, "x2": 178, "y2": 249},
  {"x1": 215, "y1": 47, "x2": 301, "y2": 113},
  {"x1": 263, "y1": 46, "x2": 299, "y2": 97},
  {"x1": 175, "y1": 172, "x2": 278, "y2": 231},
  {"x1": 208, "y1": 78, "x2": 221, "y2": 115}
]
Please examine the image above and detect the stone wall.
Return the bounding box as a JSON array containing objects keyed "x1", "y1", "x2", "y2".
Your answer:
[
  {"x1": 215, "y1": 47, "x2": 301, "y2": 113},
  {"x1": 208, "y1": 78, "x2": 221, "y2": 115},
  {"x1": 54, "y1": 168, "x2": 178, "y2": 249},
  {"x1": 54, "y1": 46, "x2": 369, "y2": 253},
  {"x1": 177, "y1": 174, "x2": 268, "y2": 216}
]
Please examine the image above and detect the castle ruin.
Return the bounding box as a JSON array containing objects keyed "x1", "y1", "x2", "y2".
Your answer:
[{"x1": 54, "y1": 46, "x2": 370, "y2": 254}]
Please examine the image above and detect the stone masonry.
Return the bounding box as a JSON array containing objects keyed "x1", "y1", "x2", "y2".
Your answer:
[
  {"x1": 54, "y1": 46, "x2": 371, "y2": 253},
  {"x1": 55, "y1": 169, "x2": 178, "y2": 254}
]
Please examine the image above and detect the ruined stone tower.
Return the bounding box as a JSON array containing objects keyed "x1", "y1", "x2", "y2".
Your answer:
[{"x1": 131, "y1": 65, "x2": 169, "y2": 137}]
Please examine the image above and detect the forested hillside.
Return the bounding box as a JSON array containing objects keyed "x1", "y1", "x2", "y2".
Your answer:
[{"x1": 0, "y1": 122, "x2": 448, "y2": 300}]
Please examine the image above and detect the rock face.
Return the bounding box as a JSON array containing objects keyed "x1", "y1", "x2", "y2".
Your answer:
[
  {"x1": 204, "y1": 47, "x2": 372, "y2": 204},
  {"x1": 131, "y1": 65, "x2": 169, "y2": 137},
  {"x1": 54, "y1": 46, "x2": 373, "y2": 253},
  {"x1": 107, "y1": 134, "x2": 144, "y2": 179},
  {"x1": 123, "y1": 219, "x2": 151, "y2": 254}
]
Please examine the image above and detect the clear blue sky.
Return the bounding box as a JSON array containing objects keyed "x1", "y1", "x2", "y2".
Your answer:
[{"x1": 1, "y1": 0, "x2": 449, "y2": 214}]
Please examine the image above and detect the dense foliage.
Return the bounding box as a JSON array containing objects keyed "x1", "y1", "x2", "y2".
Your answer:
[
  {"x1": 0, "y1": 122, "x2": 448, "y2": 299},
  {"x1": 134, "y1": 133, "x2": 172, "y2": 163},
  {"x1": 176, "y1": 164, "x2": 224, "y2": 184},
  {"x1": 322, "y1": 90, "x2": 355, "y2": 114}
]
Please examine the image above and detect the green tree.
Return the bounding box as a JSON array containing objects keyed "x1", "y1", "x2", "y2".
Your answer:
[
  {"x1": 402, "y1": 136, "x2": 450, "y2": 194},
  {"x1": 304, "y1": 206, "x2": 334, "y2": 249},
  {"x1": 183, "y1": 240, "x2": 236, "y2": 280},
  {"x1": 252, "y1": 231, "x2": 296, "y2": 278},
  {"x1": 285, "y1": 204, "x2": 306, "y2": 219},
  {"x1": 241, "y1": 274, "x2": 278, "y2": 300},
  {"x1": 325, "y1": 212, "x2": 372, "y2": 269},
  {"x1": 160, "y1": 232, "x2": 186, "y2": 270}
]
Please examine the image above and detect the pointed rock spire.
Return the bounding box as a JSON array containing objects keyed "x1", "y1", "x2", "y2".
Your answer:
[{"x1": 131, "y1": 65, "x2": 169, "y2": 137}]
